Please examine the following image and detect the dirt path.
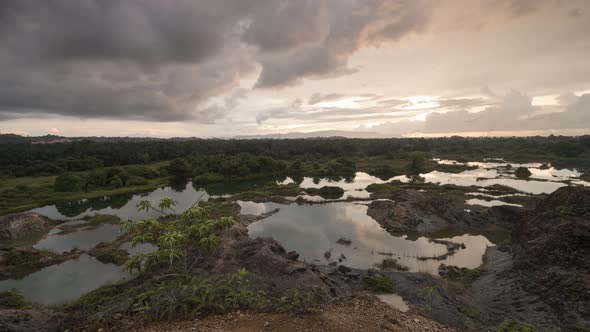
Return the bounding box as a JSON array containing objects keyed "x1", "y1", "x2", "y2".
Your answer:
[{"x1": 127, "y1": 295, "x2": 456, "y2": 332}]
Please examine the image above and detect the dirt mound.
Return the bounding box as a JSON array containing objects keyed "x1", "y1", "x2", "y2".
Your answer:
[
  {"x1": 127, "y1": 294, "x2": 457, "y2": 332},
  {"x1": 201, "y1": 214, "x2": 343, "y2": 303},
  {"x1": 0, "y1": 212, "x2": 51, "y2": 240},
  {"x1": 521, "y1": 186, "x2": 590, "y2": 270}
]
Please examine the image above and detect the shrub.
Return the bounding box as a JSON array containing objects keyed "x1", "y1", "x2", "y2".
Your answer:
[
  {"x1": 54, "y1": 172, "x2": 85, "y2": 192},
  {"x1": 363, "y1": 274, "x2": 395, "y2": 293},
  {"x1": 168, "y1": 159, "x2": 192, "y2": 179},
  {"x1": 0, "y1": 290, "x2": 30, "y2": 309},
  {"x1": 497, "y1": 319, "x2": 535, "y2": 332},
  {"x1": 127, "y1": 176, "x2": 149, "y2": 186}
]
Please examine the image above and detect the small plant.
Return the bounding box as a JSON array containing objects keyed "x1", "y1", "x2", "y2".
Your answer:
[
  {"x1": 0, "y1": 290, "x2": 30, "y2": 309},
  {"x1": 418, "y1": 285, "x2": 441, "y2": 312},
  {"x1": 497, "y1": 319, "x2": 535, "y2": 332},
  {"x1": 132, "y1": 268, "x2": 262, "y2": 320},
  {"x1": 363, "y1": 274, "x2": 395, "y2": 293},
  {"x1": 122, "y1": 198, "x2": 235, "y2": 276}
]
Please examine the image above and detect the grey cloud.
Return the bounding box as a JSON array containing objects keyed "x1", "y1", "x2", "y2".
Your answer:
[
  {"x1": 372, "y1": 91, "x2": 590, "y2": 136},
  {"x1": 242, "y1": 0, "x2": 328, "y2": 52},
  {"x1": 0, "y1": 0, "x2": 588, "y2": 124},
  {"x1": 308, "y1": 93, "x2": 348, "y2": 105},
  {"x1": 255, "y1": 0, "x2": 432, "y2": 88}
]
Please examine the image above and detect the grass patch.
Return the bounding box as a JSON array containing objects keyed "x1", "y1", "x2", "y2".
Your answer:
[
  {"x1": 0, "y1": 161, "x2": 170, "y2": 215},
  {"x1": 439, "y1": 265, "x2": 483, "y2": 285},
  {"x1": 90, "y1": 243, "x2": 129, "y2": 265},
  {"x1": 497, "y1": 319, "x2": 535, "y2": 332},
  {"x1": 363, "y1": 274, "x2": 395, "y2": 293},
  {"x1": 0, "y1": 248, "x2": 63, "y2": 279},
  {"x1": 0, "y1": 290, "x2": 31, "y2": 309}
]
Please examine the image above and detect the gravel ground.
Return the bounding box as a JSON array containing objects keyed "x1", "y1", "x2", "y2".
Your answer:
[{"x1": 126, "y1": 294, "x2": 456, "y2": 332}]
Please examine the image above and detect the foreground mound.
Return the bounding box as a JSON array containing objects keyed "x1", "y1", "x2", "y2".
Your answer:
[{"x1": 521, "y1": 186, "x2": 590, "y2": 270}]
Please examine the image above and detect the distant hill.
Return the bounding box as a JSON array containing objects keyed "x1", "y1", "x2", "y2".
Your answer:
[
  {"x1": 0, "y1": 131, "x2": 387, "y2": 143},
  {"x1": 234, "y1": 130, "x2": 386, "y2": 139},
  {"x1": 0, "y1": 134, "x2": 166, "y2": 144}
]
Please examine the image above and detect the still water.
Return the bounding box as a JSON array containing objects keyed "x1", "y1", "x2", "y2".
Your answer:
[
  {"x1": 423, "y1": 159, "x2": 588, "y2": 194},
  {"x1": 0, "y1": 254, "x2": 130, "y2": 305},
  {"x1": 34, "y1": 221, "x2": 122, "y2": 253},
  {"x1": 245, "y1": 201, "x2": 492, "y2": 275}
]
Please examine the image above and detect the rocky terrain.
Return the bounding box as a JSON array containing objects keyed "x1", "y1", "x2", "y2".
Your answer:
[
  {"x1": 0, "y1": 212, "x2": 52, "y2": 242},
  {"x1": 367, "y1": 189, "x2": 529, "y2": 233},
  {"x1": 1, "y1": 185, "x2": 589, "y2": 331}
]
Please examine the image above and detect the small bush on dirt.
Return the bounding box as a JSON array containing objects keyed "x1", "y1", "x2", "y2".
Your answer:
[
  {"x1": 0, "y1": 290, "x2": 30, "y2": 309},
  {"x1": 363, "y1": 274, "x2": 395, "y2": 293},
  {"x1": 497, "y1": 319, "x2": 535, "y2": 332}
]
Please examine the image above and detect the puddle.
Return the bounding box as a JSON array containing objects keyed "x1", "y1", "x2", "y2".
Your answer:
[
  {"x1": 423, "y1": 170, "x2": 568, "y2": 194},
  {"x1": 32, "y1": 182, "x2": 210, "y2": 221},
  {"x1": 279, "y1": 172, "x2": 399, "y2": 200},
  {"x1": 465, "y1": 198, "x2": 523, "y2": 208},
  {"x1": 428, "y1": 159, "x2": 588, "y2": 194},
  {"x1": 34, "y1": 222, "x2": 122, "y2": 253},
  {"x1": 0, "y1": 254, "x2": 130, "y2": 305},
  {"x1": 377, "y1": 294, "x2": 409, "y2": 312},
  {"x1": 246, "y1": 202, "x2": 491, "y2": 275}
]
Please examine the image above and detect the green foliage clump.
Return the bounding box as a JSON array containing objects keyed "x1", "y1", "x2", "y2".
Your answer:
[
  {"x1": 4, "y1": 248, "x2": 55, "y2": 269},
  {"x1": 440, "y1": 265, "x2": 483, "y2": 285},
  {"x1": 497, "y1": 319, "x2": 535, "y2": 332},
  {"x1": 122, "y1": 198, "x2": 235, "y2": 276},
  {"x1": 407, "y1": 152, "x2": 428, "y2": 175},
  {"x1": 168, "y1": 158, "x2": 192, "y2": 179},
  {"x1": 363, "y1": 274, "x2": 395, "y2": 293},
  {"x1": 193, "y1": 172, "x2": 224, "y2": 184},
  {"x1": 0, "y1": 290, "x2": 31, "y2": 309},
  {"x1": 54, "y1": 172, "x2": 85, "y2": 192},
  {"x1": 418, "y1": 285, "x2": 441, "y2": 312},
  {"x1": 91, "y1": 243, "x2": 129, "y2": 265},
  {"x1": 132, "y1": 268, "x2": 262, "y2": 320}
]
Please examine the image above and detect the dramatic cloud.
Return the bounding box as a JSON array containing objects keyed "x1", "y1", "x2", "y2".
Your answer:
[{"x1": 0, "y1": 0, "x2": 588, "y2": 136}]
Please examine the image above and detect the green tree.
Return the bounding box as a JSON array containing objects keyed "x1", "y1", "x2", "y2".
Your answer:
[
  {"x1": 168, "y1": 158, "x2": 192, "y2": 179},
  {"x1": 122, "y1": 198, "x2": 235, "y2": 276},
  {"x1": 54, "y1": 173, "x2": 85, "y2": 192},
  {"x1": 407, "y1": 152, "x2": 428, "y2": 175}
]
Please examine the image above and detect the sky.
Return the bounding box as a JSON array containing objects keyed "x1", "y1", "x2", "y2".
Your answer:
[{"x1": 0, "y1": 0, "x2": 589, "y2": 138}]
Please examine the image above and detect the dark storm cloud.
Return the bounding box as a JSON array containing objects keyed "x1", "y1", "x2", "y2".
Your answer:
[
  {"x1": 0, "y1": 0, "x2": 582, "y2": 123},
  {"x1": 0, "y1": 0, "x2": 261, "y2": 122},
  {"x1": 255, "y1": 0, "x2": 433, "y2": 88}
]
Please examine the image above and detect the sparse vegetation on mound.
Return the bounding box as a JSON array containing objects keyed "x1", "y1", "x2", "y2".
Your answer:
[
  {"x1": 438, "y1": 264, "x2": 483, "y2": 285},
  {"x1": 0, "y1": 247, "x2": 73, "y2": 279},
  {"x1": 304, "y1": 186, "x2": 345, "y2": 199},
  {"x1": 496, "y1": 319, "x2": 535, "y2": 332},
  {"x1": 363, "y1": 274, "x2": 395, "y2": 293},
  {"x1": 89, "y1": 242, "x2": 129, "y2": 265},
  {"x1": 0, "y1": 290, "x2": 31, "y2": 309}
]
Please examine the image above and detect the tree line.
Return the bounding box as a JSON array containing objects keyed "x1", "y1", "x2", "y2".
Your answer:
[{"x1": 1, "y1": 135, "x2": 589, "y2": 178}]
